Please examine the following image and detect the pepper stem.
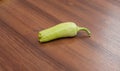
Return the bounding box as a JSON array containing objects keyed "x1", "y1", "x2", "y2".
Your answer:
[{"x1": 77, "y1": 27, "x2": 91, "y2": 37}]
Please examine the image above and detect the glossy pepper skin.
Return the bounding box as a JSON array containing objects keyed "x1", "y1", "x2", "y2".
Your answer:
[{"x1": 38, "y1": 22, "x2": 91, "y2": 42}]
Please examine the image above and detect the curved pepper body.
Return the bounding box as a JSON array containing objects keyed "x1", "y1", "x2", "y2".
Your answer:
[{"x1": 38, "y1": 22, "x2": 91, "y2": 42}]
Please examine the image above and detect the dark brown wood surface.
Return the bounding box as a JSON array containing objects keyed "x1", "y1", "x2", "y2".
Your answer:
[{"x1": 0, "y1": 0, "x2": 120, "y2": 71}]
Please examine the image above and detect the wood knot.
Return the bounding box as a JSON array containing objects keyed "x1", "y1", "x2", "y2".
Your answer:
[
  {"x1": 0, "y1": 0, "x2": 3, "y2": 3},
  {"x1": 0, "y1": 0, "x2": 4, "y2": 5},
  {"x1": 0, "y1": 0, "x2": 10, "y2": 5}
]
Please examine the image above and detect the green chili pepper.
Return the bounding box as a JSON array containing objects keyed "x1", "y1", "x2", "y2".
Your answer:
[{"x1": 38, "y1": 22, "x2": 91, "y2": 42}]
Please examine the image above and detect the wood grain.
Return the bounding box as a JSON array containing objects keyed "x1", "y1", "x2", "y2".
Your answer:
[{"x1": 0, "y1": 0, "x2": 120, "y2": 71}]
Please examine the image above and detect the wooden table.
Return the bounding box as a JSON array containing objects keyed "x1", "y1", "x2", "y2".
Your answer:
[{"x1": 0, "y1": 0, "x2": 120, "y2": 71}]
